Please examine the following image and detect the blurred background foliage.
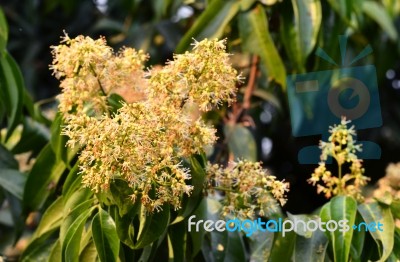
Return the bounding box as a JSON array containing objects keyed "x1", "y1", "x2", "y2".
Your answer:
[{"x1": 1, "y1": 0, "x2": 400, "y2": 259}]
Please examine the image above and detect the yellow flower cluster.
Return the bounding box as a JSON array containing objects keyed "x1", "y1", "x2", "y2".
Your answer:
[
  {"x1": 308, "y1": 118, "x2": 370, "y2": 200},
  {"x1": 206, "y1": 160, "x2": 289, "y2": 219},
  {"x1": 52, "y1": 33, "x2": 241, "y2": 212}
]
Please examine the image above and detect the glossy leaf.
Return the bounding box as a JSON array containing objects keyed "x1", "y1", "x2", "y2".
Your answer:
[
  {"x1": 0, "y1": 143, "x2": 18, "y2": 169},
  {"x1": 168, "y1": 222, "x2": 186, "y2": 262},
  {"x1": 320, "y1": 196, "x2": 357, "y2": 262},
  {"x1": 363, "y1": 1, "x2": 398, "y2": 41},
  {"x1": 11, "y1": 117, "x2": 50, "y2": 155},
  {"x1": 20, "y1": 231, "x2": 56, "y2": 262},
  {"x1": 350, "y1": 213, "x2": 365, "y2": 261},
  {"x1": 0, "y1": 52, "x2": 24, "y2": 140},
  {"x1": 32, "y1": 196, "x2": 63, "y2": 240},
  {"x1": 92, "y1": 208, "x2": 120, "y2": 262},
  {"x1": 48, "y1": 240, "x2": 62, "y2": 262},
  {"x1": 358, "y1": 201, "x2": 394, "y2": 262},
  {"x1": 62, "y1": 208, "x2": 93, "y2": 262},
  {"x1": 0, "y1": 7, "x2": 7, "y2": 54},
  {"x1": 134, "y1": 204, "x2": 170, "y2": 249},
  {"x1": 0, "y1": 169, "x2": 26, "y2": 200},
  {"x1": 23, "y1": 144, "x2": 68, "y2": 211},
  {"x1": 281, "y1": 0, "x2": 321, "y2": 71},
  {"x1": 269, "y1": 230, "x2": 296, "y2": 261},
  {"x1": 175, "y1": 0, "x2": 240, "y2": 53},
  {"x1": 292, "y1": 228, "x2": 328, "y2": 262},
  {"x1": 79, "y1": 241, "x2": 98, "y2": 262},
  {"x1": 224, "y1": 123, "x2": 257, "y2": 161},
  {"x1": 238, "y1": 4, "x2": 286, "y2": 89}
]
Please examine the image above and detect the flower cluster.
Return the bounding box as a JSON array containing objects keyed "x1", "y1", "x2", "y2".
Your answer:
[
  {"x1": 206, "y1": 160, "x2": 289, "y2": 219},
  {"x1": 147, "y1": 38, "x2": 241, "y2": 111},
  {"x1": 308, "y1": 117, "x2": 370, "y2": 200},
  {"x1": 373, "y1": 162, "x2": 400, "y2": 200},
  {"x1": 52, "y1": 33, "x2": 240, "y2": 212}
]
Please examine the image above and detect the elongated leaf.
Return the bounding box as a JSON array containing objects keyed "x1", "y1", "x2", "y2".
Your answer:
[
  {"x1": 0, "y1": 8, "x2": 7, "y2": 54},
  {"x1": 292, "y1": 228, "x2": 328, "y2": 262},
  {"x1": 60, "y1": 191, "x2": 94, "y2": 243},
  {"x1": 248, "y1": 229, "x2": 275, "y2": 262},
  {"x1": 168, "y1": 222, "x2": 186, "y2": 262},
  {"x1": 110, "y1": 205, "x2": 137, "y2": 249},
  {"x1": 175, "y1": 0, "x2": 240, "y2": 53},
  {"x1": 293, "y1": 0, "x2": 322, "y2": 58},
  {"x1": 269, "y1": 230, "x2": 296, "y2": 261},
  {"x1": 23, "y1": 143, "x2": 76, "y2": 211},
  {"x1": 62, "y1": 208, "x2": 93, "y2": 262},
  {"x1": 358, "y1": 201, "x2": 394, "y2": 262},
  {"x1": 50, "y1": 113, "x2": 78, "y2": 167},
  {"x1": 79, "y1": 241, "x2": 98, "y2": 262},
  {"x1": 20, "y1": 231, "x2": 56, "y2": 262},
  {"x1": 350, "y1": 213, "x2": 365, "y2": 261},
  {"x1": 32, "y1": 196, "x2": 63, "y2": 240},
  {"x1": 0, "y1": 52, "x2": 24, "y2": 140},
  {"x1": 0, "y1": 169, "x2": 26, "y2": 200},
  {"x1": 109, "y1": 179, "x2": 134, "y2": 217},
  {"x1": 134, "y1": 204, "x2": 170, "y2": 249},
  {"x1": 92, "y1": 208, "x2": 120, "y2": 262},
  {"x1": 363, "y1": 1, "x2": 398, "y2": 41},
  {"x1": 320, "y1": 196, "x2": 357, "y2": 262},
  {"x1": 11, "y1": 117, "x2": 50, "y2": 155},
  {"x1": 0, "y1": 143, "x2": 18, "y2": 169},
  {"x1": 48, "y1": 240, "x2": 61, "y2": 262},
  {"x1": 224, "y1": 123, "x2": 257, "y2": 161},
  {"x1": 281, "y1": 0, "x2": 321, "y2": 71},
  {"x1": 238, "y1": 4, "x2": 286, "y2": 89}
]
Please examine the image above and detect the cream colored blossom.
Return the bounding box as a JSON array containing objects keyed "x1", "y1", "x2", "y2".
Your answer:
[
  {"x1": 308, "y1": 117, "x2": 370, "y2": 200},
  {"x1": 53, "y1": 34, "x2": 241, "y2": 212},
  {"x1": 206, "y1": 160, "x2": 289, "y2": 219}
]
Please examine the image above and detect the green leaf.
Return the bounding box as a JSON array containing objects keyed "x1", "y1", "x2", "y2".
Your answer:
[
  {"x1": 48, "y1": 240, "x2": 62, "y2": 262},
  {"x1": 0, "y1": 8, "x2": 8, "y2": 54},
  {"x1": 50, "y1": 113, "x2": 77, "y2": 167},
  {"x1": 79, "y1": 241, "x2": 98, "y2": 262},
  {"x1": 175, "y1": 0, "x2": 240, "y2": 53},
  {"x1": 168, "y1": 222, "x2": 186, "y2": 262},
  {"x1": 32, "y1": 197, "x2": 63, "y2": 240},
  {"x1": 358, "y1": 201, "x2": 394, "y2": 262},
  {"x1": 0, "y1": 52, "x2": 24, "y2": 140},
  {"x1": 362, "y1": 1, "x2": 398, "y2": 41},
  {"x1": 107, "y1": 93, "x2": 125, "y2": 115},
  {"x1": 320, "y1": 196, "x2": 357, "y2": 262},
  {"x1": 224, "y1": 123, "x2": 257, "y2": 161},
  {"x1": 248, "y1": 229, "x2": 275, "y2": 262},
  {"x1": 62, "y1": 208, "x2": 93, "y2": 262},
  {"x1": 110, "y1": 204, "x2": 139, "y2": 249},
  {"x1": 238, "y1": 4, "x2": 286, "y2": 89},
  {"x1": 269, "y1": 230, "x2": 296, "y2": 261},
  {"x1": 11, "y1": 117, "x2": 50, "y2": 155},
  {"x1": 0, "y1": 143, "x2": 18, "y2": 169},
  {"x1": 109, "y1": 179, "x2": 134, "y2": 217},
  {"x1": 281, "y1": 0, "x2": 321, "y2": 72},
  {"x1": 189, "y1": 198, "x2": 207, "y2": 258},
  {"x1": 0, "y1": 169, "x2": 26, "y2": 200},
  {"x1": 20, "y1": 231, "x2": 56, "y2": 262},
  {"x1": 287, "y1": 213, "x2": 315, "y2": 238},
  {"x1": 23, "y1": 144, "x2": 69, "y2": 211},
  {"x1": 134, "y1": 205, "x2": 170, "y2": 249},
  {"x1": 61, "y1": 162, "x2": 81, "y2": 202},
  {"x1": 350, "y1": 213, "x2": 365, "y2": 261},
  {"x1": 292, "y1": 228, "x2": 328, "y2": 262},
  {"x1": 60, "y1": 190, "x2": 94, "y2": 244},
  {"x1": 92, "y1": 208, "x2": 120, "y2": 262}
]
